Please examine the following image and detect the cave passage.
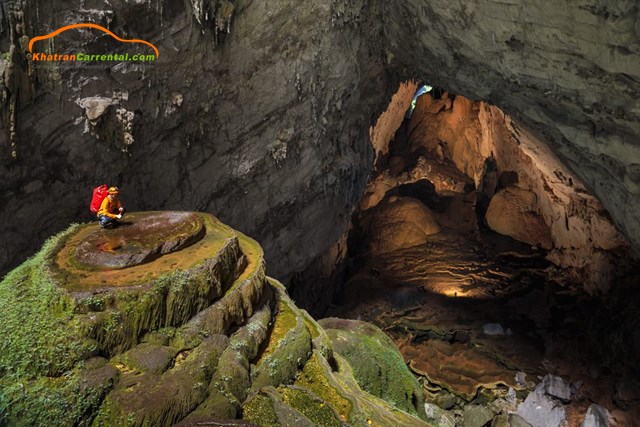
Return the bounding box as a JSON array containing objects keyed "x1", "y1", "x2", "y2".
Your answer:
[{"x1": 325, "y1": 84, "x2": 640, "y2": 426}]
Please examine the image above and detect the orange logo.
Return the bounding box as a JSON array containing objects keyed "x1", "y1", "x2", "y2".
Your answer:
[{"x1": 29, "y1": 22, "x2": 159, "y2": 57}]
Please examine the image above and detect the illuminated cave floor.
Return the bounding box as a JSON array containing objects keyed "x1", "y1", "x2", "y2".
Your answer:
[{"x1": 327, "y1": 230, "x2": 640, "y2": 425}]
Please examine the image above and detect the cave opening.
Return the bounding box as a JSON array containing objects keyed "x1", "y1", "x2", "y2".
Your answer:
[{"x1": 309, "y1": 82, "x2": 640, "y2": 424}]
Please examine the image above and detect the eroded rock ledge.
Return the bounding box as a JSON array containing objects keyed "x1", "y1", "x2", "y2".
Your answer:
[
  {"x1": 74, "y1": 212, "x2": 206, "y2": 269},
  {"x1": 0, "y1": 212, "x2": 427, "y2": 426}
]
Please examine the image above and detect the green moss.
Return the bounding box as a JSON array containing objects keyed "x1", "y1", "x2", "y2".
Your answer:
[
  {"x1": 320, "y1": 319, "x2": 425, "y2": 418},
  {"x1": 142, "y1": 327, "x2": 176, "y2": 347},
  {"x1": 242, "y1": 393, "x2": 279, "y2": 427},
  {"x1": 0, "y1": 368, "x2": 108, "y2": 427},
  {"x1": 0, "y1": 225, "x2": 93, "y2": 380},
  {"x1": 302, "y1": 312, "x2": 321, "y2": 339},
  {"x1": 250, "y1": 289, "x2": 312, "y2": 392},
  {"x1": 256, "y1": 298, "x2": 298, "y2": 366},
  {"x1": 294, "y1": 353, "x2": 353, "y2": 422},
  {"x1": 116, "y1": 344, "x2": 177, "y2": 375},
  {"x1": 92, "y1": 336, "x2": 225, "y2": 427},
  {"x1": 0, "y1": 218, "x2": 244, "y2": 425},
  {"x1": 0, "y1": 216, "x2": 430, "y2": 427},
  {"x1": 87, "y1": 254, "x2": 236, "y2": 358},
  {"x1": 279, "y1": 386, "x2": 343, "y2": 427},
  {"x1": 187, "y1": 302, "x2": 271, "y2": 422}
]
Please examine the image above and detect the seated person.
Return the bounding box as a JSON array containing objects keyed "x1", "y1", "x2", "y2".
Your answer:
[{"x1": 98, "y1": 187, "x2": 125, "y2": 228}]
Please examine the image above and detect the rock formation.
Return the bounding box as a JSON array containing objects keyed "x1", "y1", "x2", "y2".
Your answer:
[
  {"x1": 362, "y1": 196, "x2": 441, "y2": 255},
  {"x1": 0, "y1": 1, "x2": 638, "y2": 293},
  {"x1": 0, "y1": 213, "x2": 427, "y2": 426},
  {"x1": 357, "y1": 90, "x2": 633, "y2": 294},
  {"x1": 324, "y1": 88, "x2": 639, "y2": 426}
]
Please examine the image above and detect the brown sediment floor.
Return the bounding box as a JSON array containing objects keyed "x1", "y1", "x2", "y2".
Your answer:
[{"x1": 327, "y1": 229, "x2": 640, "y2": 425}]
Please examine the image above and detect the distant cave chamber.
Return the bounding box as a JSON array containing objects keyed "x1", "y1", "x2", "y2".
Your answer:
[
  {"x1": 291, "y1": 81, "x2": 640, "y2": 425},
  {"x1": 303, "y1": 81, "x2": 634, "y2": 304}
]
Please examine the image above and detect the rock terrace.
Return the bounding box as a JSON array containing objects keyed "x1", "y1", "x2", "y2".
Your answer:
[{"x1": 75, "y1": 212, "x2": 205, "y2": 269}]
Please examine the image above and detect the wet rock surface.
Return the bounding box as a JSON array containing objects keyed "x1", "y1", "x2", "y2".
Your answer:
[{"x1": 75, "y1": 211, "x2": 205, "y2": 268}]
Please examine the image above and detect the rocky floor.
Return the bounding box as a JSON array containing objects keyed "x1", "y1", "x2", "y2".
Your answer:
[{"x1": 327, "y1": 227, "x2": 640, "y2": 426}]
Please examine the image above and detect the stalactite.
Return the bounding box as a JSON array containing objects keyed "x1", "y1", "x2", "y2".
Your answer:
[
  {"x1": 189, "y1": 0, "x2": 235, "y2": 45},
  {"x1": 0, "y1": 0, "x2": 36, "y2": 162}
]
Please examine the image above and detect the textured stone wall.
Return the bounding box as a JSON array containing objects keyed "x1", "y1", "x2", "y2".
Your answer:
[
  {"x1": 0, "y1": 0, "x2": 385, "y2": 277},
  {"x1": 383, "y1": 0, "x2": 640, "y2": 254},
  {"x1": 404, "y1": 92, "x2": 629, "y2": 292},
  {"x1": 1, "y1": 0, "x2": 639, "y2": 285}
]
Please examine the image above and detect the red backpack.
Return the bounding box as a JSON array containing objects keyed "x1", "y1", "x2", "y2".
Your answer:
[{"x1": 90, "y1": 184, "x2": 109, "y2": 213}]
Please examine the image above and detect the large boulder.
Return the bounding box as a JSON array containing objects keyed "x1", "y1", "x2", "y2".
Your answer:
[
  {"x1": 516, "y1": 375, "x2": 569, "y2": 427},
  {"x1": 486, "y1": 186, "x2": 553, "y2": 249},
  {"x1": 366, "y1": 196, "x2": 441, "y2": 254}
]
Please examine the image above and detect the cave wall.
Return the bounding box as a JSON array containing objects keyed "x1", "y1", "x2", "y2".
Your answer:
[
  {"x1": 383, "y1": 0, "x2": 640, "y2": 255},
  {"x1": 369, "y1": 80, "x2": 416, "y2": 163},
  {"x1": 1, "y1": 0, "x2": 639, "y2": 290},
  {"x1": 0, "y1": 0, "x2": 388, "y2": 278},
  {"x1": 405, "y1": 93, "x2": 630, "y2": 292}
]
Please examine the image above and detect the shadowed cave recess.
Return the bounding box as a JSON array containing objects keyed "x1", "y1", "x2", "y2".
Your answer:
[{"x1": 1, "y1": 0, "x2": 640, "y2": 426}]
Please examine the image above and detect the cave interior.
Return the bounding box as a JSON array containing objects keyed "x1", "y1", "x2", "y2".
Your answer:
[
  {"x1": 317, "y1": 82, "x2": 640, "y2": 425},
  {"x1": 1, "y1": 1, "x2": 639, "y2": 425}
]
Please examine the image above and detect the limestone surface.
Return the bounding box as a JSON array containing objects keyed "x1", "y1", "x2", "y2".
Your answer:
[
  {"x1": 2, "y1": 0, "x2": 639, "y2": 291},
  {"x1": 486, "y1": 186, "x2": 553, "y2": 250},
  {"x1": 364, "y1": 196, "x2": 441, "y2": 255},
  {"x1": 75, "y1": 211, "x2": 205, "y2": 268}
]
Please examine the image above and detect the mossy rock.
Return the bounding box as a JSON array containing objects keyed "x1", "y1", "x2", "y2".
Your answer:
[
  {"x1": 291, "y1": 350, "x2": 431, "y2": 426},
  {"x1": 319, "y1": 318, "x2": 426, "y2": 419},
  {"x1": 1, "y1": 213, "x2": 432, "y2": 427},
  {"x1": 114, "y1": 343, "x2": 178, "y2": 374},
  {"x1": 243, "y1": 386, "x2": 322, "y2": 427},
  {"x1": 0, "y1": 213, "x2": 264, "y2": 425},
  {"x1": 91, "y1": 335, "x2": 228, "y2": 427},
  {"x1": 251, "y1": 281, "x2": 313, "y2": 392}
]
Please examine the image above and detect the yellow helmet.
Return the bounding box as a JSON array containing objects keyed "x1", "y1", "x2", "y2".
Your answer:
[{"x1": 108, "y1": 186, "x2": 119, "y2": 195}]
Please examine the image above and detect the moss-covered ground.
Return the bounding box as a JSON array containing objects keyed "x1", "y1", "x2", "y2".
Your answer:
[{"x1": 0, "y1": 226, "x2": 102, "y2": 425}]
